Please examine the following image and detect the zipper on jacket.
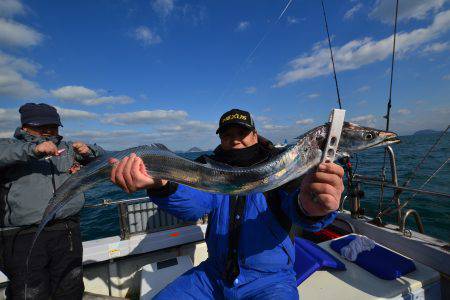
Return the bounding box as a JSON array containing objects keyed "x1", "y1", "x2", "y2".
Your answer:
[
  {"x1": 66, "y1": 223, "x2": 74, "y2": 252},
  {"x1": 49, "y1": 161, "x2": 56, "y2": 194}
]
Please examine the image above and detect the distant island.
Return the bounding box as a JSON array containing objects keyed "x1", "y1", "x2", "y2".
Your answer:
[
  {"x1": 413, "y1": 129, "x2": 442, "y2": 135},
  {"x1": 187, "y1": 147, "x2": 203, "y2": 152}
]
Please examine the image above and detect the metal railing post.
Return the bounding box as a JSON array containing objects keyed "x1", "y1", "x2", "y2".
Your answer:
[
  {"x1": 400, "y1": 209, "x2": 425, "y2": 235},
  {"x1": 385, "y1": 146, "x2": 402, "y2": 226}
]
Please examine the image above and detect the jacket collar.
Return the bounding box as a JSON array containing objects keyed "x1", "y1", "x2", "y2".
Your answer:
[{"x1": 14, "y1": 127, "x2": 63, "y2": 145}]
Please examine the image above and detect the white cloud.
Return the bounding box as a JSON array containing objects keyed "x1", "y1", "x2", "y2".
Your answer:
[
  {"x1": 287, "y1": 16, "x2": 304, "y2": 24},
  {"x1": 263, "y1": 124, "x2": 288, "y2": 130},
  {"x1": 370, "y1": 0, "x2": 447, "y2": 23},
  {"x1": 254, "y1": 115, "x2": 270, "y2": 123},
  {"x1": 67, "y1": 129, "x2": 138, "y2": 139},
  {"x1": 51, "y1": 85, "x2": 134, "y2": 106},
  {"x1": 80, "y1": 95, "x2": 133, "y2": 106},
  {"x1": 275, "y1": 10, "x2": 450, "y2": 87},
  {"x1": 0, "y1": 51, "x2": 45, "y2": 99},
  {"x1": 397, "y1": 108, "x2": 411, "y2": 115},
  {"x1": 51, "y1": 86, "x2": 96, "y2": 100},
  {"x1": 133, "y1": 26, "x2": 162, "y2": 46},
  {"x1": 244, "y1": 86, "x2": 257, "y2": 94},
  {"x1": 307, "y1": 93, "x2": 319, "y2": 99},
  {"x1": 295, "y1": 118, "x2": 314, "y2": 125},
  {"x1": 159, "y1": 120, "x2": 215, "y2": 133},
  {"x1": 350, "y1": 114, "x2": 378, "y2": 126},
  {"x1": 423, "y1": 42, "x2": 450, "y2": 53},
  {"x1": 236, "y1": 21, "x2": 250, "y2": 32},
  {"x1": 356, "y1": 85, "x2": 371, "y2": 92},
  {"x1": 151, "y1": 0, "x2": 174, "y2": 19},
  {"x1": 0, "y1": 0, "x2": 25, "y2": 17},
  {"x1": 0, "y1": 130, "x2": 14, "y2": 138},
  {"x1": 0, "y1": 108, "x2": 19, "y2": 127},
  {"x1": 357, "y1": 100, "x2": 368, "y2": 105},
  {"x1": 443, "y1": 74, "x2": 450, "y2": 80},
  {"x1": 344, "y1": 3, "x2": 363, "y2": 20},
  {"x1": 102, "y1": 110, "x2": 188, "y2": 125},
  {"x1": 54, "y1": 106, "x2": 97, "y2": 120},
  {"x1": 0, "y1": 18, "x2": 43, "y2": 48}
]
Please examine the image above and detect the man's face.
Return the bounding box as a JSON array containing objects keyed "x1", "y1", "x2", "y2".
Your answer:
[
  {"x1": 23, "y1": 124, "x2": 59, "y2": 137},
  {"x1": 219, "y1": 125, "x2": 258, "y2": 151}
]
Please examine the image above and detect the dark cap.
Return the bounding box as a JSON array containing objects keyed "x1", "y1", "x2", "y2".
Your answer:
[
  {"x1": 19, "y1": 103, "x2": 63, "y2": 127},
  {"x1": 216, "y1": 108, "x2": 255, "y2": 134}
]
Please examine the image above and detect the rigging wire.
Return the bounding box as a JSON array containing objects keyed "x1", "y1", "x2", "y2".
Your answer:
[
  {"x1": 402, "y1": 125, "x2": 449, "y2": 188},
  {"x1": 378, "y1": 0, "x2": 399, "y2": 215},
  {"x1": 382, "y1": 157, "x2": 450, "y2": 217},
  {"x1": 377, "y1": 124, "x2": 450, "y2": 218},
  {"x1": 213, "y1": 0, "x2": 294, "y2": 108},
  {"x1": 320, "y1": 0, "x2": 342, "y2": 109}
]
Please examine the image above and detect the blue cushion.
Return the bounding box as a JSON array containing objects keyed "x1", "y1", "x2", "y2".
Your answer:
[
  {"x1": 294, "y1": 237, "x2": 346, "y2": 285},
  {"x1": 330, "y1": 235, "x2": 416, "y2": 280}
]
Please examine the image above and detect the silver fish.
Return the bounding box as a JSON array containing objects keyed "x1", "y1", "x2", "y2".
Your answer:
[{"x1": 25, "y1": 122, "x2": 398, "y2": 284}]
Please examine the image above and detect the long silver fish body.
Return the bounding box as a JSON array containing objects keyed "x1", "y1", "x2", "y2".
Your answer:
[
  {"x1": 40, "y1": 122, "x2": 400, "y2": 227},
  {"x1": 25, "y1": 121, "x2": 399, "y2": 281}
]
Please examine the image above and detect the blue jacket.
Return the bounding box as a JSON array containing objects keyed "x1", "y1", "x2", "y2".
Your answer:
[{"x1": 149, "y1": 183, "x2": 336, "y2": 284}]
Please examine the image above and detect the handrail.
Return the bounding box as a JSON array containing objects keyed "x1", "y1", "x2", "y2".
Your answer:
[
  {"x1": 400, "y1": 209, "x2": 425, "y2": 235},
  {"x1": 354, "y1": 177, "x2": 450, "y2": 199},
  {"x1": 385, "y1": 146, "x2": 401, "y2": 224}
]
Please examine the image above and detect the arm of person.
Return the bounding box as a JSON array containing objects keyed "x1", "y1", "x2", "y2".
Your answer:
[
  {"x1": 110, "y1": 153, "x2": 214, "y2": 221},
  {"x1": 0, "y1": 139, "x2": 58, "y2": 168},
  {"x1": 147, "y1": 183, "x2": 215, "y2": 221},
  {"x1": 280, "y1": 162, "x2": 344, "y2": 232},
  {"x1": 72, "y1": 142, "x2": 105, "y2": 164}
]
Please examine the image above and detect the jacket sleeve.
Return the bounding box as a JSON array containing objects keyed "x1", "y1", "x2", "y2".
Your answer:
[
  {"x1": 147, "y1": 183, "x2": 215, "y2": 221},
  {"x1": 0, "y1": 139, "x2": 40, "y2": 168},
  {"x1": 74, "y1": 143, "x2": 105, "y2": 165},
  {"x1": 279, "y1": 188, "x2": 337, "y2": 232}
]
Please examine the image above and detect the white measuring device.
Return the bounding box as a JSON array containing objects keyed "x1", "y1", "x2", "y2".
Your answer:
[
  {"x1": 310, "y1": 108, "x2": 346, "y2": 204},
  {"x1": 321, "y1": 108, "x2": 346, "y2": 163}
]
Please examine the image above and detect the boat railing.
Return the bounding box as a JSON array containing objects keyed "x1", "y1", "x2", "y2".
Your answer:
[
  {"x1": 85, "y1": 197, "x2": 207, "y2": 240},
  {"x1": 400, "y1": 209, "x2": 425, "y2": 236},
  {"x1": 350, "y1": 145, "x2": 449, "y2": 236}
]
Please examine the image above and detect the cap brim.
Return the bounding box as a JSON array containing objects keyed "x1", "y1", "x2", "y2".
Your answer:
[{"x1": 216, "y1": 122, "x2": 254, "y2": 134}]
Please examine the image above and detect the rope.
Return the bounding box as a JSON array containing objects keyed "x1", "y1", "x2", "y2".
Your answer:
[
  {"x1": 214, "y1": 0, "x2": 294, "y2": 108},
  {"x1": 384, "y1": 0, "x2": 399, "y2": 132},
  {"x1": 320, "y1": 0, "x2": 342, "y2": 109},
  {"x1": 377, "y1": 0, "x2": 399, "y2": 216}
]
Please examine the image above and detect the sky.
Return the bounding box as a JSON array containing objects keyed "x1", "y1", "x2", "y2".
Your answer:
[{"x1": 0, "y1": 0, "x2": 449, "y2": 151}]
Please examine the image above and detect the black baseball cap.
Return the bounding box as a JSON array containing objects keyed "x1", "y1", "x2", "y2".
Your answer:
[
  {"x1": 216, "y1": 108, "x2": 255, "y2": 134},
  {"x1": 19, "y1": 103, "x2": 63, "y2": 127}
]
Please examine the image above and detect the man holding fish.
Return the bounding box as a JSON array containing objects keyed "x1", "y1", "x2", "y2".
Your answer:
[
  {"x1": 0, "y1": 103, "x2": 104, "y2": 299},
  {"x1": 111, "y1": 109, "x2": 345, "y2": 299}
]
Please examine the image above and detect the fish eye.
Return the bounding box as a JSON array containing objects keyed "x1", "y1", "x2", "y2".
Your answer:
[{"x1": 363, "y1": 132, "x2": 375, "y2": 141}]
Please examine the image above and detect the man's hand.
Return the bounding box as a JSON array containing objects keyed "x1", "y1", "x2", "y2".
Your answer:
[
  {"x1": 73, "y1": 142, "x2": 91, "y2": 156},
  {"x1": 110, "y1": 153, "x2": 168, "y2": 193},
  {"x1": 34, "y1": 141, "x2": 59, "y2": 157},
  {"x1": 298, "y1": 162, "x2": 344, "y2": 217}
]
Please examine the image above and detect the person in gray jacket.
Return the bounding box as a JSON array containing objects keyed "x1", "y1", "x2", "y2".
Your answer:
[{"x1": 0, "y1": 103, "x2": 104, "y2": 300}]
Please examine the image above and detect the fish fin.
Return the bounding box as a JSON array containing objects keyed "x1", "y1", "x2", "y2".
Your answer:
[{"x1": 203, "y1": 157, "x2": 234, "y2": 170}]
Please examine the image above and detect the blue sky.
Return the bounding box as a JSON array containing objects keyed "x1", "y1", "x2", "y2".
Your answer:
[{"x1": 0, "y1": 0, "x2": 449, "y2": 151}]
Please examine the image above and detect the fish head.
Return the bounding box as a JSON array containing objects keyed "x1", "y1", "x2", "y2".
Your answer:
[{"x1": 338, "y1": 122, "x2": 400, "y2": 153}]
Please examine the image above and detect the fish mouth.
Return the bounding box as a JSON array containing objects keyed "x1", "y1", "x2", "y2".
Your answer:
[{"x1": 379, "y1": 131, "x2": 401, "y2": 145}]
